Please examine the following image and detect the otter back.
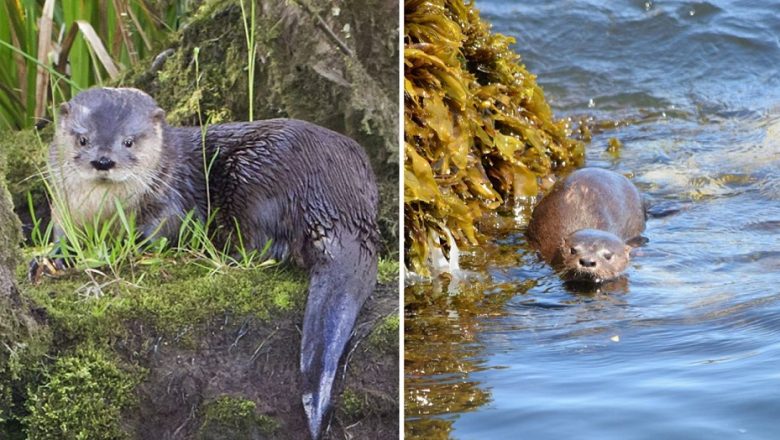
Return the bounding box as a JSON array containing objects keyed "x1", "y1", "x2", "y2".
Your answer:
[{"x1": 178, "y1": 119, "x2": 379, "y2": 263}]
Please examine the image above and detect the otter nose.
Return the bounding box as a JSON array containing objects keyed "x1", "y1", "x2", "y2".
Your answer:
[
  {"x1": 579, "y1": 258, "x2": 597, "y2": 268},
  {"x1": 91, "y1": 157, "x2": 115, "y2": 171}
]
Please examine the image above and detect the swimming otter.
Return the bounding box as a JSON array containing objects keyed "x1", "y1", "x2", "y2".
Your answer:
[
  {"x1": 526, "y1": 168, "x2": 645, "y2": 283},
  {"x1": 44, "y1": 87, "x2": 378, "y2": 439}
]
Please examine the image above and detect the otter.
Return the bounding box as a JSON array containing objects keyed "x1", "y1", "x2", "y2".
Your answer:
[
  {"x1": 42, "y1": 87, "x2": 378, "y2": 439},
  {"x1": 526, "y1": 168, "x2": 646, "y2": 283}
]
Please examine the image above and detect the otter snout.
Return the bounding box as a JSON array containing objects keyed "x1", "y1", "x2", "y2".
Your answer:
[
  {"x1": 578, "y1": 258, "x2": 597, "y2": 268},
  {"x1": 91, "y1": 157, "x2": 116, "y2": 171}
]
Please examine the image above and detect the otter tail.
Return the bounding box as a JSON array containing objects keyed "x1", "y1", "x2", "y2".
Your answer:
[{"x1": 300, "y1": 232, "x2": 377, "y2": 439}]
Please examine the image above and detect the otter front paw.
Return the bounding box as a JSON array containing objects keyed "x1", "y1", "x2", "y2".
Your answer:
[{"x1": 28, "y1": 256, "x2": 68, "y2": 285}]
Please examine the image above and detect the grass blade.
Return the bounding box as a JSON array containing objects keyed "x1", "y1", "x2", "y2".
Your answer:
[
  {"x1": 76, "y1": 20, "x2": 121, "y2": 79},
  {"x1": 34, "y1": 0, "x2": 56, "y2": 121},
  {"x1": 0, "y1": 39, "x2": 80, "y2": 89}
]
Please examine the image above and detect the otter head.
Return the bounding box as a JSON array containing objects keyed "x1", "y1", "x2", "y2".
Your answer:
[
  {"x1": 559, "y1": 229, "x2": 632, "y2": 283},
  {"x1": 53, "y1": 87, "x2": 166, "y2": 186}
]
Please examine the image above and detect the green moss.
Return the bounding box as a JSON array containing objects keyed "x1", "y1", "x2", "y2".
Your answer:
[
  {"x1": 0, "y1": 183, "x2": 21, "y2": 272},
  {"x1": 367, "y1": 314, "x2": 399, "y2": 353},
  {"x1": 0, "y1": 310, "x2": 50, "y2": 426},
  {"x1": 24, "y1": 345, "x2": 142, "y2": 440},
  {"x1": 190, "y1": 0, "x2": 238, "y2": 23},
  {"x1": 0, "y1": 287, "x2": 51, "y2": 432},
  {"x1": 0, "y1": 170, "x2": 49, "y2": 431},
  {"x1": 0, "y1": 126, "x2": 51, "y2": 218},
  {"x1": 270, "y1": 279, "x2": 301, "y2": 310},
  {"x1": 339, "y1": 388, "x2": 364, "y2": 420},
  {"x1": 196, "y1": 395, "x2": 279, "y2": 439},
  {"x1": 21, "y1": 260, "x2": 307, "y2": 345},
  {"x1": 377, "y1": 258, "x2": 400, "y2": 284}
]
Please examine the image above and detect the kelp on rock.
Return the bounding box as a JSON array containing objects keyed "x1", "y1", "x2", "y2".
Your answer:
[{"x1": 404, "y1": 0, "x2": 584, "y2": 275}]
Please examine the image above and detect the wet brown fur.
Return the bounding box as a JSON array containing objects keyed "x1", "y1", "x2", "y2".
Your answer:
[{"x1": 527, "y1": 168, "x2": 645, "y2": 282}]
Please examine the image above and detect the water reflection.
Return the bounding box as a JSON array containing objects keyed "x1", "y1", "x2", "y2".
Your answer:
[{"x1": 405, "y1": 266, "x2": 535, "y2": 437}]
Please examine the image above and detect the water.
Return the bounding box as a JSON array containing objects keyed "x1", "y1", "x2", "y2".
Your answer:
[{"x1": 405, "y1": 1, "x2": 780, "y2": 438}]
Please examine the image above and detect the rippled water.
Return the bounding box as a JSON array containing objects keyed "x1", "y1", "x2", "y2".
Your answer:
[{"x1": 405, "y1": 1, "x2": 780, "y2": 438}]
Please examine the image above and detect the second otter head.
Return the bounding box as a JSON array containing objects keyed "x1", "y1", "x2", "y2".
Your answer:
[
  {"x1": 559, "y1": 229, "x2": 632, "y2": 283},
  {"x1": 52, "y1": 87, "x2": 167, "y2": 185}
]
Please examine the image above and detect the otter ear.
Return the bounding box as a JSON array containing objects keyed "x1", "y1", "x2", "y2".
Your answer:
[
  {"x1": 151, "y1": 108, "x2": 166, "y2": 124},
  {"x1": 58, "y1": 102, "x2": 71, "y2": 117},
  {"x1": 625, "y1": 236, "x2": 648, "y2": 248}
]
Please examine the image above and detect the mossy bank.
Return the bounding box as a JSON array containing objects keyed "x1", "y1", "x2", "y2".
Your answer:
[{"x1": 0, "y1": 252, "x2": 398, "y2": 438}]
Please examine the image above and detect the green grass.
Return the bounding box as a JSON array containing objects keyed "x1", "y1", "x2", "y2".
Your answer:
[
  {"x1": 29, "y1": 181, "x2": 276, "y2": 282},
  {"x1": 0, "y1": 0, "x2": 191, "y2": 131}
]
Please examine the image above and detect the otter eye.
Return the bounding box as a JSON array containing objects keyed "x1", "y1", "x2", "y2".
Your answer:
[
  {"x1": 122, "y1": 138, "x2": 134, "y2": 148},
  {"x1": 570, "y1": 247, "x2": 578, "y2": 255},
  {"x1": 603, "y1": 252, "x2": 613, "y2": 261},
  {"x1": 78, "y1": 136, "x2": 88, "y2": 146}
]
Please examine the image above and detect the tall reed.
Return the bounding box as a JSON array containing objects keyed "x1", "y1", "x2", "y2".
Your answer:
[{"x1": 0, "y1": 0, "x2": 190, "y2": 131}]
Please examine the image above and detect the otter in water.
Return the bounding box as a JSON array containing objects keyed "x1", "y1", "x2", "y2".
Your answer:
[
  {"x1": 526, "y1": 168, "x2": 646, "y2": 283},
  {"x1": 44, "y1": 87, "x2": 378, "y2": 439}
]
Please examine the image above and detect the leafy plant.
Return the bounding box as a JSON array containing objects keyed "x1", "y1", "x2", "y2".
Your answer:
[{"x1": 404, "y1": 0, "x2": 585, "y2": 275}]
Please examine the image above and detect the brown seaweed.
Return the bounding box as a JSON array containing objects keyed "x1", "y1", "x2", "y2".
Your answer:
[{"x1": 404, "y1": 0, "x2": 584, "y2": 274}]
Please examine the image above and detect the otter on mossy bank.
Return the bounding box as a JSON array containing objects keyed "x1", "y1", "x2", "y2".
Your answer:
[
  {"x1": 527, "y1": 168, "x2": 646, "y2": 283},
  {"x1": 41, "y1": 87, "x2": 379, "y2": 439}
]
